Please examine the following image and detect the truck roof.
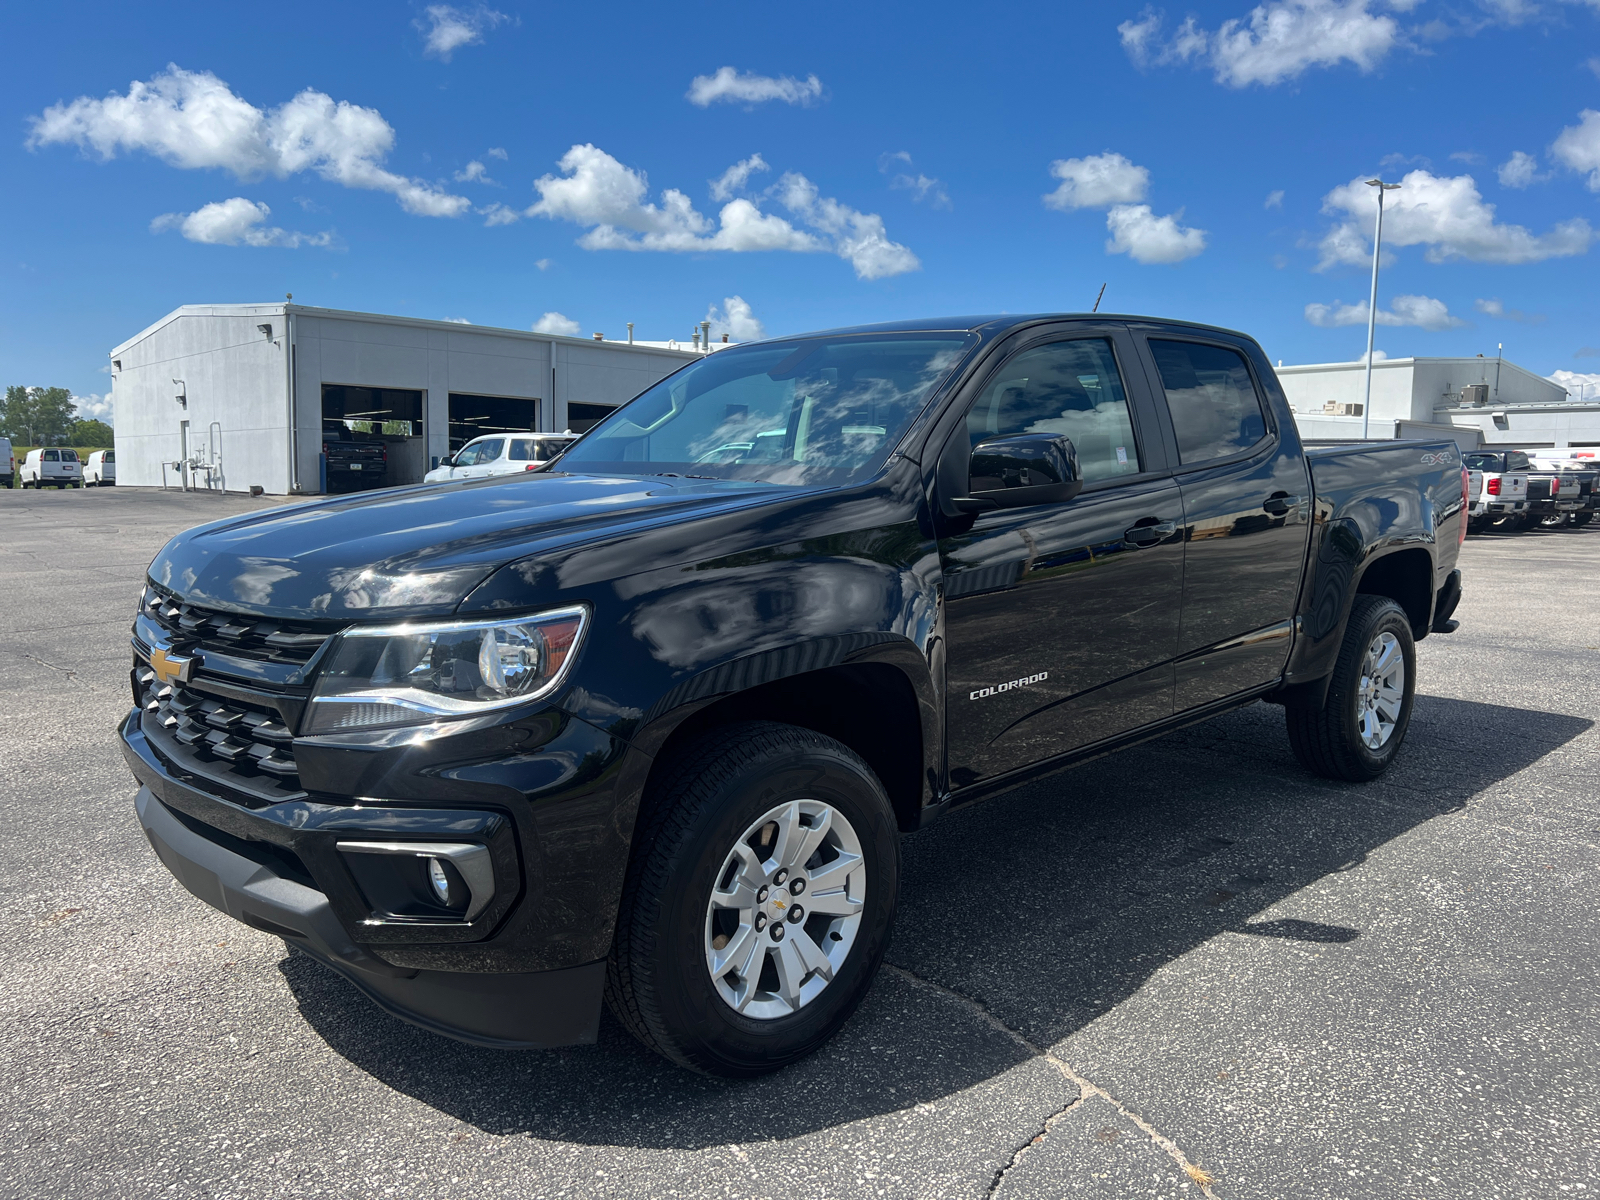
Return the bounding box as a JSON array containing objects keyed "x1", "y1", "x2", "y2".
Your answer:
[{"x1": 765, "y1": 313, "x2": 1256, "y2": 344}]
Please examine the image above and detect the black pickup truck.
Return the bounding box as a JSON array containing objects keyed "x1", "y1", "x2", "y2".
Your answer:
[
  {"x1": 321, "y1": 420, "x2": 388, "y2": 492},
  {"x1": 121, "y1": 314, "x2": 1465, "y2": 1077}
]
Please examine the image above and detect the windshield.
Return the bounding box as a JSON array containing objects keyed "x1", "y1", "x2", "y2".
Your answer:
[{"x1": 553, "y1": 333, "x2": 975, "y2": 486}]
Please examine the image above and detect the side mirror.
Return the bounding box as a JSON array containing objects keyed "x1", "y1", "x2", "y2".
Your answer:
[{"x1": 955, "y1": 433, "x2": 1083, "y2": 511}]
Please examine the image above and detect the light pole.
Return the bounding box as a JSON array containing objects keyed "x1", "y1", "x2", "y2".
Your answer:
[{"x1": 1361, "y1": 178, "x2": 1402, "y2": 439}]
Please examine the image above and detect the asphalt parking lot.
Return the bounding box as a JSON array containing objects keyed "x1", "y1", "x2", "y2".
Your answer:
[{"x1": 2, "y1": 485, "x2": 1597, "y2": 1199}]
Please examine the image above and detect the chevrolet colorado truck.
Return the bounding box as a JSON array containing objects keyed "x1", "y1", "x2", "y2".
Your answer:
[{"x1": 121, "y1": 314, "x2": 1466, "y2": 1077}]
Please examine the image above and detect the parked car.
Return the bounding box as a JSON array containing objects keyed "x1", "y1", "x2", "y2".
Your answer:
[
  {"x1": 1527, "y1": 452, "x2": 1599, "y2": 527},
  {"x1": 1522, "y1": 466, "x2": 1577, "y2": 529},
  {"x1": 1461, "y1": 450, "x2": 1530, "y2": 531},
  {"x1": 22, "y1": 447, "x2": 83, "y2": 488},
  {"x1": 85, "y1": 449, "x2": 116, "y2": 486},
  {"x1": 120, "y1": 313, "x2": 1465, "y2": 1077},
  {"x1": 0, "y1": 437, "x2": 14, "y2": 488},
  {"x1": 424, "y1": 432, "x2": 578, "y2": 484},
  {"x1": 322, "y1": 421, "x2": 388, "y2": 492}
]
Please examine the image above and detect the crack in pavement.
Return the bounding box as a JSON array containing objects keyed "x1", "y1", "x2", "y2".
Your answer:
[{"x1": 882, "y1": 962, "x2": 1220, "y2": 1198}]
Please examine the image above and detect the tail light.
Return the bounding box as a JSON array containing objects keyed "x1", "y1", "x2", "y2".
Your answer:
[
  {"x1": 1486, "y1": 477, "x2": 1501, "y2": 495},
  {"x1": 1552, "y1": 478, "x2": 1560, "y2": 495},
  {"x1": 1460, "y1": 467, "x2": 1469, "y2": 544},
  {"x1": 525, "y1": 464, "x2": 540, "y2": 471}
]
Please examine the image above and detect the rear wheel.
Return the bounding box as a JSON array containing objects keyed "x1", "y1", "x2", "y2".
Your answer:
[
  {"x1": 1576, "y1": 512, "x2": 1595, "y2": 527},
  {"x1": 1286, "y1": 596, "x2": 1416, "y2": 782},
  {"x1": 606, "y1": 721, "x2": 899, "y2": 1077}
]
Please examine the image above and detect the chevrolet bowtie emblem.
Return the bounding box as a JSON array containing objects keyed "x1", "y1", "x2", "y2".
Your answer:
[{"x1": 149, "y1": 645, "x2": 197, "y2": 686}]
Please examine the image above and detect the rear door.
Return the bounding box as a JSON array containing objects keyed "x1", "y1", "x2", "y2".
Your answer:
[
  {"x1": 939, "y1": 326, "x2": 1185, "y2": 788},
  {"x1": 1133, "y1": 333, "x2": 1312, "y2": 711}
]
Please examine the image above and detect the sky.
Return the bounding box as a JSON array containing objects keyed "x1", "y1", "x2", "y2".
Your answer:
[{"x1": 4, "y1": 0, "x2": 1600, "y2": 423}]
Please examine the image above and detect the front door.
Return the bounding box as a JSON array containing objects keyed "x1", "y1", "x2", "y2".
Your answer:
[
  {"x1": 939, "y1": 332, "x2": 1185, "y2": 789},
  {"x1": 1139, "y1": 336, "x2": 1312, "y2": 710}
]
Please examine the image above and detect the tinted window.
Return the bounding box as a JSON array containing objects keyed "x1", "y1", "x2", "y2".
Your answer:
[
  {"x1": 508, "y1": 439, "x2": 535, "y2": 461},
  {"x1": 558, "y1": 334, "x2": 973, "y2": 487},
  {"x1": 1508, "y1": 451, "x2": 1531, "y2": 471},
  {"x1": 965, "y1": 339, "x2": 1140, "y2": 484},
  {"x1": 43, "y1": 450, "x2": 59, "y2": 461},
  {"x1": 61, "y1": 449, "x2": 79, "y2": 461},
  {"x1": 104, "y1": 451, "x2": 114, "y2": 463},
  {"x1": 1149, "y1": 340, "x2": 1268, "y2": 464},
  {"x1": 1463, "y1": 453, "x2": 1499, "y2": 471}
]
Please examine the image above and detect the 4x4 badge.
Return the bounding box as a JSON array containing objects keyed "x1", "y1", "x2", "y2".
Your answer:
[{"x1": 149, "y1": 646, "x2": 197, "y2": 686}]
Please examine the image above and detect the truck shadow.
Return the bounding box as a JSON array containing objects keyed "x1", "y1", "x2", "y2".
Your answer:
[{"x1": 279, "y1": 694, "x2": 1590, "y2": 1150}]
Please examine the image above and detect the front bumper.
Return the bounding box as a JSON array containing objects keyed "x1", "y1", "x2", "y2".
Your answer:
[{"x1": 123, "y1": 711, "x2": 606, "y2": 1047}]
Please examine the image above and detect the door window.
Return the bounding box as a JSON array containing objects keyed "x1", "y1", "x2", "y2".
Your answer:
[
  {"x1": 1148, "y1": 340, "x2": 1268, "y2": 465},
  {"x1": 965, "y1": 339, "x2": 1141, "y2": 484},
  {"x1": 455, "y1": 438, "x2": 503, "y2": 466}
]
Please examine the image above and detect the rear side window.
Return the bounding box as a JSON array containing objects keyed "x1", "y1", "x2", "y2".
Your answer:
[
  {"x1": 508, "y1": 439, "x2": 535, "y2": 461},
  {"x1": 964, "y1": 338, "x2": 1141, "y2": 484},
  {"x1": 43, "y1": 450, "x2": 59, "y2": 461},
  {"x1": 1149, "y1": 340, "x2": 1268, "y2": 465},
  {"x1": 1508, "y1": 451, "x2": 1531, "y2": 471}
]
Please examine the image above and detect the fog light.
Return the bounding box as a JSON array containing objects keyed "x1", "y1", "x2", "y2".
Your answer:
[{"x1": 427, "y1": 856, "x2": 450, "y2": 903}]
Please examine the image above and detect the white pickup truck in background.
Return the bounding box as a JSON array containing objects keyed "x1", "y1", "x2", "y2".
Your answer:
[{"x1": 1463, "y1": 450, "x2": 1531, "y2": 532}]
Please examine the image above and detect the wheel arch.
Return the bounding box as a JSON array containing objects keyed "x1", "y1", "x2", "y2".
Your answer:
[
  {"x1": 1353, "y1": 546, "x2": 1434, "y2": 639},
  {"x1": 633, "y1": 643, "x2": 937, "y2": 835}
]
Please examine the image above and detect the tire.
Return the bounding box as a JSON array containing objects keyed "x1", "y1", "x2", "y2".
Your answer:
[
  {"x1": 1285, "y1": 596, "x2": 1416, "y2": 782},
  {"x1": 606, "y1": 720, "x2": 900, "y2": 1077},
  {"x1": 1576, "y1": 512, "x2": 1595, "y2": 527},
  {"x1": 1466, "y1": 516, "x2": 1488, "y2": 535}
]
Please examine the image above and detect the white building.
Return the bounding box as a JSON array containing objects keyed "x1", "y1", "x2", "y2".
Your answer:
[
  {"x1": 1276, "y1": 355, "x2": 1594, "y2": 449},
  {"x1": 109, "y1": 303, "x2": 707, "y2": 495}
]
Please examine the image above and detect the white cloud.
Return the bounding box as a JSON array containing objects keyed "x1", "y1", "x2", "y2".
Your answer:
[
  {"x1": 1474, "y1": 297, "x2": 1543, "y2": 323},
  {"x1": 1304, "y1": 294, "x2": 1467, "y2": 331},
  {"x1": 1315, "y1": 169, "x2": 1594, "y2": 268},
  {"x1": 1041, "y1": 153, "x2": 1205, "y2": 263},
  {"x1": 455, "y1": 159, "x2": 495, "y2": 183},
  {"x1": 1548, "y1": 369, "x2": 1600, "y2": 400},
  {"x1": 1265, "y1": 189, "x2": 1285, "y2": 209},
  {"x1": 73, "y1": 393, "x2": 114, "y2": 424},
  {"x1": 478, "y1": 202, "x2": 519, "y2": 226},
  {"x1": 1120, "y1": 1, "x2": 1402, "y2": 88},
  {"x1": 879, "y1": 151, "x2": 950, "y2": 208},
  {"x1": 1552, "y1": 109, "x2": 1600, "y2": 191},
  {"x1": 1043, "y1": 152, "x2": 1149, "y2": 210},
  {"x1": 443, "y1": 317, "x2": 471, "y2": 324},
  {"x1": 709, "y1": 153, "x2": 770, "y2": 201},
  {"x1": 704, "y1": 296, "x2": 765, "y2": 342},
  {"x1": 526, "y1": 144, "x2": 917, "y2": 279},
  {"x1": 1588, "y1": 58, "x2": 1600, "y2": 82},
  {"x1": 27, "y1": 64, "x2": 470, "y2": 217},
  {"x1": 1105, "y1": 204, "x2": 1207, "y2": 263},
  {"x1": 150, "y1": 197, "x2": 334, "y2": 247},
  {"x1": 532, "y1": 312, "x2": 580, "y2": 336},
  {"x1": 417, "y1": 5, "x2": 509, "y2": 61},
  {"x1": 486, "y1": 146, "x2": 508, "y2": 160},
  {"x1": 534, "y1": 258, "x2": 551, "y2": 270},
  {"x1": 686, "y1": 67, "x2": 823, "y2": 107},
  {"x1": 1496, "y1": 150, "x2": 1545, "y2": 188}
]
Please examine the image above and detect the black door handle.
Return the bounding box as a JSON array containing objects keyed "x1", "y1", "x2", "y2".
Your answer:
[
  {"x1": 1263, "y1": 493, "x2": 1300, "y2": 516},
  {"x1": 1123, "y1": 519, "x2": 1176, "y2": 547}
]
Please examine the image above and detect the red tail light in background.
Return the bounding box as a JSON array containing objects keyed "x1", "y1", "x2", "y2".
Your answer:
[
  {"x1": 1551, "y1": 478, "x2": 1560, "y2": 495},
  {"x1": 1486, "y1": 477, "x2": 1501, "y2": 495}
]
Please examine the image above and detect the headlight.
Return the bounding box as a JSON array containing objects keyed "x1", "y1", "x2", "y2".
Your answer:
[{"x1": 305, "y1": 606, "x2": 588, "y2": 734}]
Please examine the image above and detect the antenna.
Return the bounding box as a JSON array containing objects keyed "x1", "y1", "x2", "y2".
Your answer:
[{"x1": 1092, "y1": 283, "x2": 1106, "y2": 313}]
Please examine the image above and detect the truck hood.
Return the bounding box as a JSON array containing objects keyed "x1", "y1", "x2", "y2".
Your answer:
[{"x1": 147, "y1": 472, "x2": 791, "y2": 621}]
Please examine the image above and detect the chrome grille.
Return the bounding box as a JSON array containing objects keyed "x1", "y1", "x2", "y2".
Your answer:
[
  {"x1": 141, "y1": 588, "x2": 332, "y2": 665},
  {"x1": 136, "y1": 667, "x2": 302, "y2": 805}
]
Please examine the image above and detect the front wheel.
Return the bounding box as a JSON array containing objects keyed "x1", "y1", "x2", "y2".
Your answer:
[
  {"x1": 1286, "y1": 596, "x2": 1416, "y2": 781},
  {"x1": 606, "y1": 721, "x2": 899, "y2": 1077}
]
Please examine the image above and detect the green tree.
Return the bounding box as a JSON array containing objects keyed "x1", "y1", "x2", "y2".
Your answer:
[
  {"x1": 70, "y1": 418, "x2": 114, "y2": 447},
  {"x1": 0, "y1": 386, "x2": 77, "y2": 444}
]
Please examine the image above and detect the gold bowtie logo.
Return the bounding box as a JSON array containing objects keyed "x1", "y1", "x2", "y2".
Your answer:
[{"x1": 149, "y1": 646, "x2": 195, "y2": 686}]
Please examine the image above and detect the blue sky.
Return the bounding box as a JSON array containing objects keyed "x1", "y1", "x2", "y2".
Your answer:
[{"x1": 5, "y1": 0, "x2": 1600, "y2": 420}]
